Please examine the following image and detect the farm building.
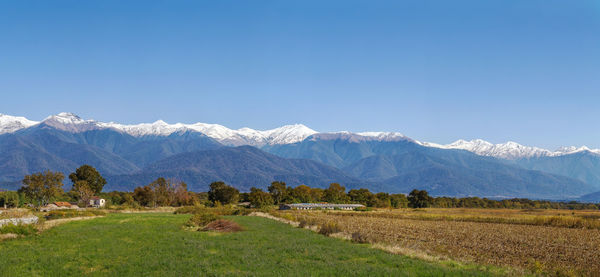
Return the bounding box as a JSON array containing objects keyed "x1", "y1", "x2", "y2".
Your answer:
[
  {"x1": 89, "y1": 197, "x2": 106, "y2": 208},
  {"x1": 40, "y1": 202, "x2": 78, "y2": 212},
  {"x1": 279, "y1": 203, "x2": 365, "y2": 210}
]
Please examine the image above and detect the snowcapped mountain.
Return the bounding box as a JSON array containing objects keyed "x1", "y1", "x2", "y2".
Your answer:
[
  {"x1": 0, "y1": 112, "x2": 598, "y2": 157},
  {"x1": 421, "y1": 139, "x2": 600, "y2": 159},
  {"x1": 0, "y1": 114, "x2": 39, "y2": 134},
  {"x1": 307, "y1": 131, "x2": 413, "y2": 143},
  {"x1": 1, "y1": 112, "x2": 317, "y2": 146}
]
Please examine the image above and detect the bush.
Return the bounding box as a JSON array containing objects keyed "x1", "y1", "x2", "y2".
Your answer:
[
  {"x1": 45, "y1": 210, "x2": 106, "y2": 220},
  {"x1": 318, "y1": 221, "x2": 341, "y2": 236},
  {"x1": 174, "y1": 206, "x2": 203, "y2": 214},
  {"x1": 185, "y1": 212, "x2": 221, "y2": 228},
  {"x1": 0, "y1": 224, "x2": 37, "y2": 236},
  {"x1": 202, "y1": 219, "x2": 243, "y2": 232},
  {"x1": 351, "y1": 232, "x2": 369, "y2": 244}
]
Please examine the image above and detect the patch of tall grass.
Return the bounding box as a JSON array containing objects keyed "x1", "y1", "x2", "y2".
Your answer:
[
  {"x1": 0, "y1": 224, "x2": 37, "y2": 236},
  {"x1": 45, "y1": 210, "x2": 106, "y2": 220}
]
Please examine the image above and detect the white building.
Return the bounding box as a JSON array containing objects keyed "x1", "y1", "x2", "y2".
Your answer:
[{"x1": 89, "y1": 197, "x2": 106, "y2": 208}]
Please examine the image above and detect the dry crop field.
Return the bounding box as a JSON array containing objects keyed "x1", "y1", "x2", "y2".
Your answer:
[{"x1": 271, "y1": 208, "x2": 600, "y2": 275}]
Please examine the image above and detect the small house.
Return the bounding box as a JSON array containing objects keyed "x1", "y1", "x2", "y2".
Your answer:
[
  {"x1": 279, "y1": 203, "x2": 365, "y2": 210},
  {"x1": 40, "y1": 201, "x2": 78, "y2": 212},
  {"x1": 89, "y1": 197, "x2": 106, "y2": 208}
]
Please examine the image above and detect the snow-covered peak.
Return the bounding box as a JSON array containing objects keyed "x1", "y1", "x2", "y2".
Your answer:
[
  {"x1": 309, "y1": 131, "x2": 412, "y2": 143},
  {"x1": 102, "y1": 120, "x2": 188, "y2": 137},
  {"x1": 263, "y1": 124, "x2": 317, "y2": 145},
  {"x1": 422, "y1": 139, "x2": 600, "y2": 159},
  {"x1": 0, "y1": 114, "x2": 39, "y2": 134},
  {"x1": 41, "y1": 112, "x2": 101, "y2": 132},
  {"x1": 99, "y1": 120, "x2": 315, "y2": 146},
  {"x1": 357, "y1": 132, "x2": 408, "y2": 141},
  {"x1": 556, "y1": 146, "x2": 600, "y2": 156},
  {"x1": 44, "y1": 112, "x2": 86, "y2": 124},
  {"x1": 425, "y1": 139, "x2": 553, "y2": 159}
]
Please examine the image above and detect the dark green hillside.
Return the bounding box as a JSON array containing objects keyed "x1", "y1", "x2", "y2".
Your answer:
[
  {"x1": 107, "y1": 146, "x2": 362, "y2": 191},
  {"x1": 514, "y1": 151, "x2": 600, "y2": 190}
]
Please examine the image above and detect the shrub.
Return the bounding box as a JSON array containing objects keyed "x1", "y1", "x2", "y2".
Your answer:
[
  {"x1": 174, "y1": 206, "x2": 203, "y2": 214},
  {"x1": 0, "y1": 224, "x2": 37, "y2": 236},
  {"x1": 351, "y1": 232, "x2": 369, "y2": 244},
  {"x1": 318, "y1": 221, "x2": 341, "y2": 236},
  {"x1": 202, "y1": 219, "x2": 243, "y2": 232},
  {"x1": 45, "y1": 210, "x2": 106, "y2": 220},
  {"x1": 185, "y1": 212, "x2": 221, "y2": 228}
]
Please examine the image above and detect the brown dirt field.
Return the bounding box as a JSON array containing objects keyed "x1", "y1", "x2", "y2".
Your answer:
[{"x1": 276, "y1": 210, "x2": 600, "y2": 275}]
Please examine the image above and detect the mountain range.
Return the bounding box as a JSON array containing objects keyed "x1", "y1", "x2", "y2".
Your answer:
[{"x1": 1, "y1": 113, "x2": 599, "y2": 201}]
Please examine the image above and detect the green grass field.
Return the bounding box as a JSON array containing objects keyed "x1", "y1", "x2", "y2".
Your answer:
[{"x1": 0, "y1": 213, "x2": 499, "y2": 276}]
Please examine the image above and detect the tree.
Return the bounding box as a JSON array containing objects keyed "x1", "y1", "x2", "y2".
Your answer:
[
  {"x1": 323, "y1": 183, "x2": 348, "y2": 203},
  {"x1": 20, "y1": 170, "x2": 65, "y2": 207},
  {"x1": 173, "y1": 182, "x2": 193, "y2": 206},
  {"x1": 310, "y1": 188, "x2": 324, "y2": 202},
  {"x1": 291, "y1": 185, "x2": 313, "y2": 203},
  {"x1": 374, "y1": 192, "x2": 391, "y2": 208},
  {"x1": 69, "y1": 165, "x2": 106, "y2": 194},
  {"x1": 72, "y1": 180, "x2": 94, "y2": 207},
  {"x1": 348, "y1": 188, "x2": 375, "y2": 206},
  {"x1": 248, "y1": 187, "x2": 274, "y2": 208},
  {"x1": 133, "y1": 185, "x2": 154, "y2": 207},
  {"x1": 408, "y1": 189, "x2": 433, "y2": 208},
  {"x1": 208, "y1": 181, "x2": 239, "y2": 205},
  {"x1": 150, "y1": 177, "x2": 176, "y2": 207},
  {"x1": 0, "y1": 191, "x2": 20, "y2": 208},
  {"x1": 390, "y1": 194, "x2": 409, "y2": 208},
  {"x1": 268, "y1": 181, "x2": 288, "y2": 204}
]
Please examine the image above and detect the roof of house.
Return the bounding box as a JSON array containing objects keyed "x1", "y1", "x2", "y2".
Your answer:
[
  {"x1": 91, "y1": 197, "x2": 103, "y2": 200},
  {"x1": 54, "y1": 202, "x2": 72, "y2": 207},
  {"x1": 283, "y1": 203, "x2": 365, "y2": 208}
]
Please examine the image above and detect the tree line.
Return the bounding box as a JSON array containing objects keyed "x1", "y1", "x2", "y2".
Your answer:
[{"x1": 2, "y1": 167, "x2": 599, "y2": 210}]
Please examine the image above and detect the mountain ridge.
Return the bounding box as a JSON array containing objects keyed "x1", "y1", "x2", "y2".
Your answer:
[{"x1": 2, "y1": 113, "x2": 598, "y2": 159}]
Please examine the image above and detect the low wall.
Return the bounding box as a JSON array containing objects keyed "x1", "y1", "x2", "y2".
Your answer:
[{"x1": 0, "y1": 216, "x2": 38, "y2": 227}]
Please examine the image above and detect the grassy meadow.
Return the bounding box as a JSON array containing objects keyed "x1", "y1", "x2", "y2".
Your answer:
[{"x1": 0, "y1": 212, "x2": 501, "y2": 276}]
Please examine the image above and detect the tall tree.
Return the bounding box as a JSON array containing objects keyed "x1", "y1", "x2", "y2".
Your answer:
[
  {"x1": 248, "y1": 187, "x2": 274, "y2": 208},
  {"x1": 208, "y1": 181, "x2": 239, "y2": 205},
  {"x1": 72, "y1": 180, "x2": 94, "y2": 207},
  {"x1": 268, "y1": 181, "x2": 288, "y2": 204},
  {"x1": 0, "y1": 191, "x2": 20, "y2": 208},
  {"x1": 150, "y1": 177, "x2": 176, "y2": 207},
  {"x1": 323, "y1": 183, "x2": 348, "y2": 203},
  {"x1": 291, "y1": 185, "x2": 313, "y2": 203},
  {"x1": 20, "y1": 170, "x2": 65, "y2": 207},
  {"x1": 390, "y1": 194, "x2": 409, "y2": 208},
  {"x1": 408, "y1": 189, "x2": 433, "y2": 208},
  {"x1": 69, "y1": 165, "x2": 106, "y2": 194},
  {"x1": 348, "y1": 188, "x2": 375, "y2": 206}
]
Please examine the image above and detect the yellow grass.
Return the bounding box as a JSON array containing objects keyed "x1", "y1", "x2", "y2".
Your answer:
[{"x1": 271, "y1": 208, "x2": 600, "y2": 275}]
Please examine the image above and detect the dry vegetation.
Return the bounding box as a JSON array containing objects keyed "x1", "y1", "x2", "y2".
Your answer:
[
  {"x1": 202, "y1": 219, "x2": 243, "y2": 232},
  {"x1": 271, "y1": 208, "x2": 600, "y2": 276},
  {"x1": 0, "y1": 209, "x2": 33, "y2": 219}
]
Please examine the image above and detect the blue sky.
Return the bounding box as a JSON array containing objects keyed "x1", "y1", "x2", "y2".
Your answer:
[{"x1": 0, "y1": 0, "x2": 598, "y2": 149}]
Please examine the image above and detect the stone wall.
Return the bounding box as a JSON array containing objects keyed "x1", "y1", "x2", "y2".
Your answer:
[{"x1": 0, "y1": 216, "x2": 38, "y2": 227}]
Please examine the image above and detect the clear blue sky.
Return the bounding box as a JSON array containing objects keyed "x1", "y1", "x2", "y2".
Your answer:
[{"x1": 1, "y1": 0, "x2": 598, "y2": 149}]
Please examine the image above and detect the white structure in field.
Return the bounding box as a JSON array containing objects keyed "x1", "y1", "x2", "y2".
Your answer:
[
  {"x1": 279, "y1": 203, "x2": 365, "y2": 210},
  {"x1": 89, "y1": 197, "x2": 106, "y2": 208}
]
